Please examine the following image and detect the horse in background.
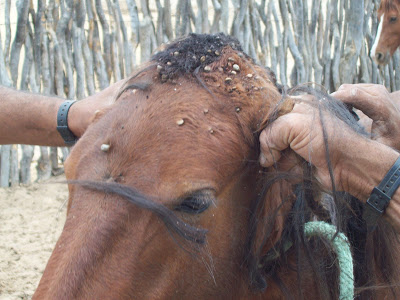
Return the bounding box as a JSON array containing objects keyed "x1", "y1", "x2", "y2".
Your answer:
[
  {"x1": 34, "y1": 33, "x2": 400, "y2": 299},
  {"x1": 371, "y1": 0, "x2": 400, "y2": 65}
]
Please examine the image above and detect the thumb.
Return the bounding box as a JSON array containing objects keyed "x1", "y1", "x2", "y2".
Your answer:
[
  {"x1": 259, "y1": 115, "x2": 294, "y2": 167},
  {"x1": 331, "y1": 85, "x2": 390, "y2": 121}
]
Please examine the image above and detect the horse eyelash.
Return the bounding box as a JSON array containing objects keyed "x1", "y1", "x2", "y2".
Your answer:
[{"x1": 175, "y1": 190, "x2": 214, "y2": 214}]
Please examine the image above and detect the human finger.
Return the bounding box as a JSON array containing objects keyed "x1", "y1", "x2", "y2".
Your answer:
[
  {"x1": 259, "y1": 115, "x2": 296, "y2": 168},
  {"x1": 331, "y1": 84, "x2": 392, "y2": 121}
]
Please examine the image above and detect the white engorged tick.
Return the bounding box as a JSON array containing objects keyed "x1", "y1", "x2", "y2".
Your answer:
[{"x1": 101, "y1": 144, "x2": 110, "y2": 152}]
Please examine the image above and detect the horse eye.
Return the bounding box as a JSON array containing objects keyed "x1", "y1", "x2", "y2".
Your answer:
[
  {"x1": 175, "y1": 191, "x2": 212, "y2": 214},
  {"x1": 390, "y1": 16, "x2": 398, "y2": 23}
]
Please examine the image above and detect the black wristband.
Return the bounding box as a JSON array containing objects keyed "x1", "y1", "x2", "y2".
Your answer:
[
  {"x1": 57, "y1": 100, "x2": 77, "y2": 146},
  {"x1": 363, "y1": 156, "x2": 400, "y2": 232}
]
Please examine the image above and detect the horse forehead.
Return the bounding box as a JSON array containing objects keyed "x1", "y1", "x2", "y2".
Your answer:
[
  {"x1": 74, "y1": 57, "x2": 281, "y2": 192},
  {"x1": 84, "y1": 89, "x2": 250, "y2": 185},
  {"x1": 379, "y1": 0, "x2": 400, "y2": 15},
  {"x1": 113, "y1": 74, "x2": 270, "y2": 144}
]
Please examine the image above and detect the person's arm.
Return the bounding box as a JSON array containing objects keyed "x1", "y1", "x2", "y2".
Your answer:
[
  {"x1": 259, "y1": 102, "x2": 400, "y2": 232},
  {"x1": 340, "y1": 140, "x2": 400, "y2": 232},
  {"x1": 0, "y1": 86, "x2": 64, "y2": 146},
  {"x1": 0, "y1": 80, "x2": 124, "y2": 146}
]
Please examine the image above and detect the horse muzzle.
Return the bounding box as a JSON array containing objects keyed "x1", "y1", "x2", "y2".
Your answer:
[{"x1": 372, "y1": 50, "x2": 391, "y2": 65}]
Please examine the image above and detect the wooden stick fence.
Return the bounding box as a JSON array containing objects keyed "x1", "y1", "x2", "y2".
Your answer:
[{"x1": 0, "y1": 0, "x2": 395, "y2": 186}]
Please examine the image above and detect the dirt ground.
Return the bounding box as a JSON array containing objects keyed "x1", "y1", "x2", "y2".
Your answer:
[{"x1": 0, "y1": 176, "x2": 68, "y2": 300}]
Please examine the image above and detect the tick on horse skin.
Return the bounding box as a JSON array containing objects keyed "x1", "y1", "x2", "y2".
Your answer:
[{"x1": 101, "y1": 144, "x2": 110, "y2": 152}]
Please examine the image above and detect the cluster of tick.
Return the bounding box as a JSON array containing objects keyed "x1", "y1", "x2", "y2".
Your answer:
[
  {"x1": 155, "y1": 46, "x2": 229, "y2": 83},
  {"x1": 152, "y1": 33, "x2": 244, "y2": 81},
  {"x1": 172, "y1": 56, "x2": 271, "y2": 133}
]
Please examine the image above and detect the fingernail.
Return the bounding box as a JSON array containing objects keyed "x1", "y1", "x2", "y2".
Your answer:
[
  {"x1": 259, "y1": 153, "x2": 267, "y2": 166},
  {"x1": 351, "y1": 88, "x2": 357, "y2": 97}
]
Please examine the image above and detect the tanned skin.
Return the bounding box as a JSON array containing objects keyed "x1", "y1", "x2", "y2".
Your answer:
[
  {"x1": 260, "y1": 83, "x2": 400, "y2": 233},
  {"x1": 0, "y1": 80, "x2": 124, "y2": 146}
]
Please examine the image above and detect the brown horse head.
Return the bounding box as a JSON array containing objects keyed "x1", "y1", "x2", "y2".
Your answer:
[
  {"x1": 371, "y1": 0, "x2": 400, "y2": 65},
  {"x1": 33, "y1": 33, "x2": 400, "y2": 299},
  {"x1": 34, "y1": 33, "x2": 298, "y2": 299}
]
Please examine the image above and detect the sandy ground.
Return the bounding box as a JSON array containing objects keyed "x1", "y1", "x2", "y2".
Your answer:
[{"x1": 0, "y1": 176, "x2": 67, "y2": 300}]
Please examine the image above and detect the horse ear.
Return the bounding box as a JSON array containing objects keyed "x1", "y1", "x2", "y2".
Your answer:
[
  {"x1": 247, "y1": 173, "x2": 297, "y2": 290},
  {"x1": 253, "y1": 97, "x2": 297, "y2": 256},
  {"x1": 253, "y1": 177, "x2": 295, "y2": 257},
  {"x1": 278, "y1": 97, "x2": 295, "y2": 116},
  {"x1": 260, "y1": 97, "x2": 295, "y2": 130}
]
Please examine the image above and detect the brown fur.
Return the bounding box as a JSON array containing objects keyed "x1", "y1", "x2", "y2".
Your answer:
[
  {"x1": 33, "y1": 36, "x2": 400, "y2": 299},
  {"x1": 34, "y1": 45, "x2": 293, "y2": 299}
]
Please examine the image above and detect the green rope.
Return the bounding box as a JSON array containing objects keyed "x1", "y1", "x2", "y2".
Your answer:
[{"x1": 304, "y1": 221, "x2": 354, "y2": 300}]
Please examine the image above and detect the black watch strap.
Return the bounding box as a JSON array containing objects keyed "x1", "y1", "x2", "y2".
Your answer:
[
  {"x1": 57, "y1": 100, "x2": 77, "y2": 146},
  {"x1": 363, "y1": 156, "x2": 400, "y2": 232}
]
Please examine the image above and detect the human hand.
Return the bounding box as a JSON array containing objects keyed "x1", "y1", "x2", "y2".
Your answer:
[
  {"x1": 331, "y1": 84, "x2": 400, "y2": 150},
  {"x1": 68, "y1": 80, "x2": 125, "y2": 138},
  {"x1": 259, "y1": 99, "x2": 376, "y2": 195},
  {"x1": 259, "y1": 92, "x2": 400, "y2": 231}
]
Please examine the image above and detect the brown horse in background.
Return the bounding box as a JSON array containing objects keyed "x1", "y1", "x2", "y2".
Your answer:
[
  {"x1": 371, "y1": 0, "x2": 400, "y2": 65},
  {"x1": 34, "y1": 33, "x2": 400, "y2": 299}
]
